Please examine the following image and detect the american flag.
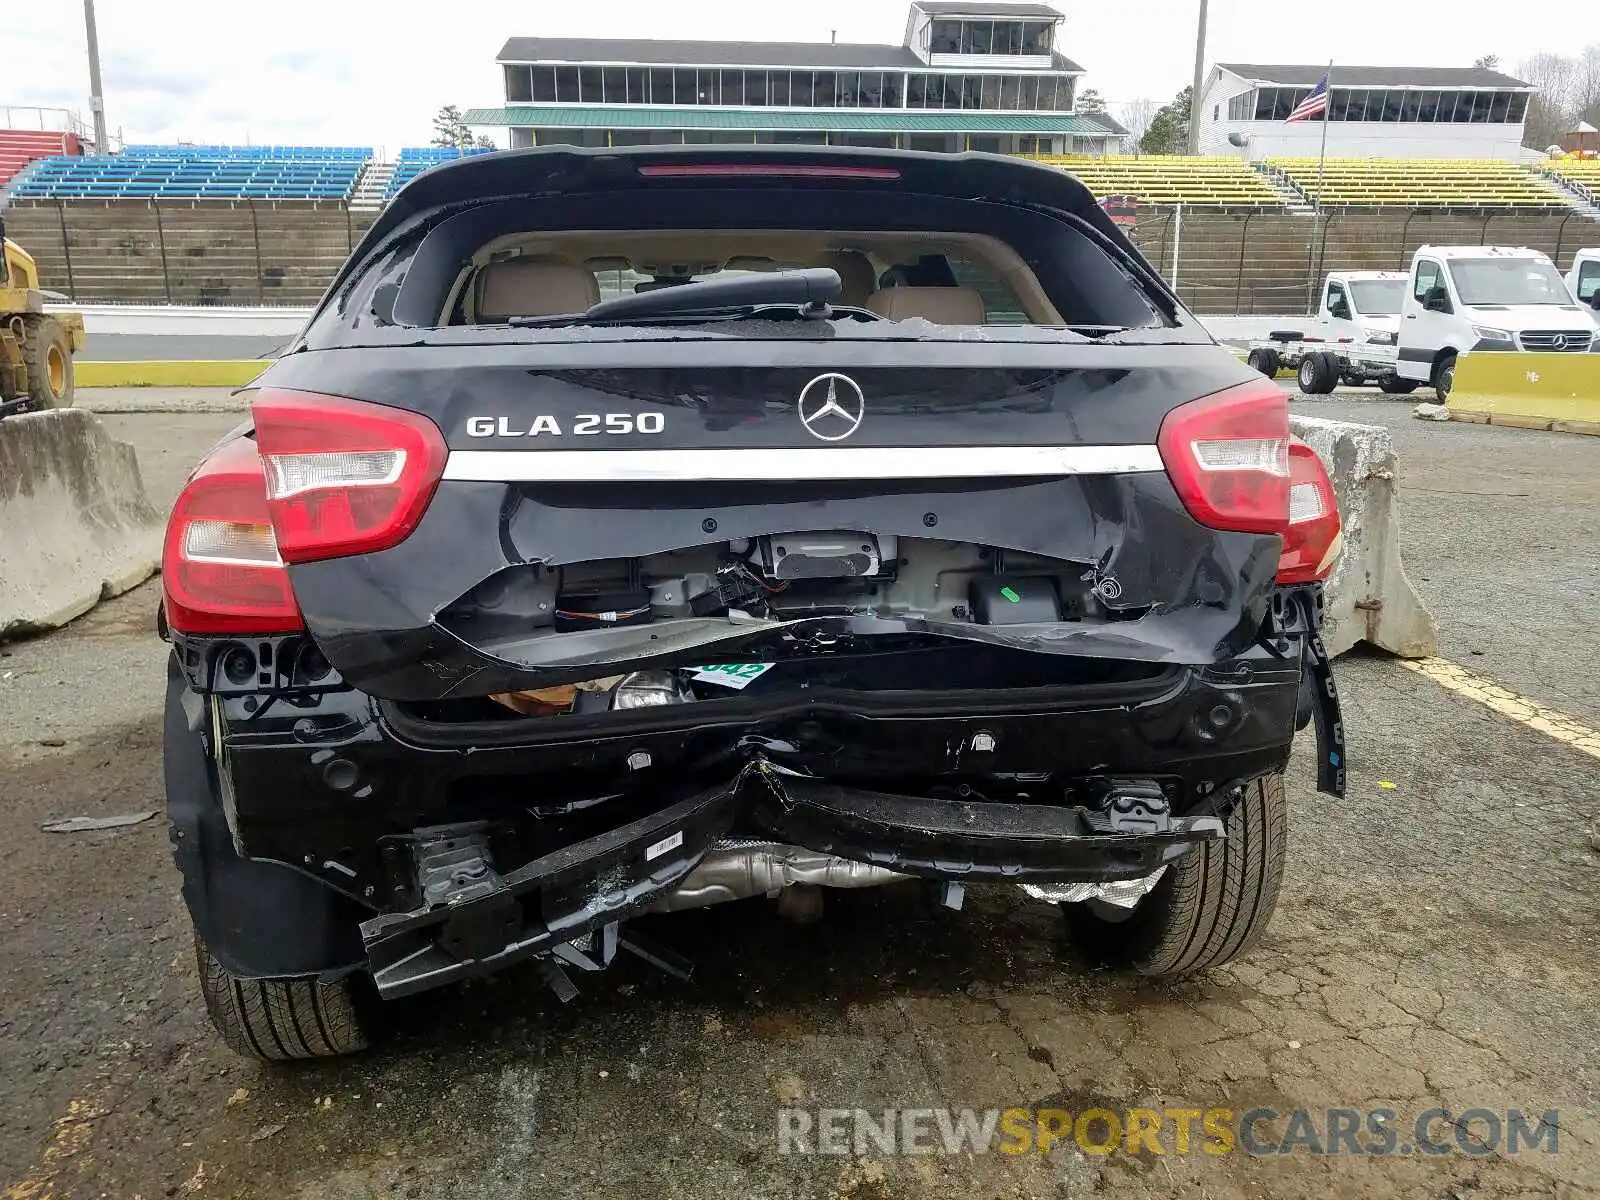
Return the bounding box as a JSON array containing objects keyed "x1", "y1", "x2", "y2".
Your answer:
[{"x1": 1287, "y1": 75, "x2": 1331, "y2": 123}]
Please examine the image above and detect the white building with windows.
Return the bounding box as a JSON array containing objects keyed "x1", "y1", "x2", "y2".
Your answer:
[
  {"x1": 467, "y1": 1, "x2": 1126, "y2": 156},
  {"x1": 1198, "y1": 64, "x2": 1536, "y2": 161}
]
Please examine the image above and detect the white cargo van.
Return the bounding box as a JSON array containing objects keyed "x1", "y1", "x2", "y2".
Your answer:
[
  {"x1": 1397, "y1": 246, "x2": 1597, "y2": 396},
  {"x1": 1566, "y1": 249, "x2": 1600, "y2": 317}
]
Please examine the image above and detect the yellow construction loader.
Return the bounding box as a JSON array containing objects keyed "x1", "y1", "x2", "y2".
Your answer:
[{"x1": 1, "y1": 214, "x2": 84, "y2": 414}]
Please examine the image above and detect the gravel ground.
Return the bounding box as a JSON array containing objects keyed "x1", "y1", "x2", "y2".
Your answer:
[{"x1": 1, "y1": 392, "x2": 1596, "y2": 1199}]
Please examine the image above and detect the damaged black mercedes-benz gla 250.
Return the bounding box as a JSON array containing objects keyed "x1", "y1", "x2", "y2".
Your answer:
[{"x1": 159, "y1": 146, "x2": 1346, "y2": 1059}]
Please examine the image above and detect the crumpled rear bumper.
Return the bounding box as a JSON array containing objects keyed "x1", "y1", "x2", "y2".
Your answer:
[
  {"x1": 358, "y1": 768, "x2": 1225, "y2": 998},
  {"x1": 171, "y1": 611, "x2": 1340, "y2": 993},
  {"x1": 360, "y1": 783, "x2": 738, "y2": 997}
]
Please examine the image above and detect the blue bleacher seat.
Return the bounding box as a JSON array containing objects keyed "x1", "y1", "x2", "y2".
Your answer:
[
  {"x1": 8, "y1": 146, "x2": 372, "y2": 200},
  {"x1": 384, "y1": 145, "x2": 496, "y2": 197}
]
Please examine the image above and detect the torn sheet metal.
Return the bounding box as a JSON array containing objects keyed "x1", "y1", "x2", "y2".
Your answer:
[{"x1": 1021, "y1": 866, "x2": 1166, "y2": 909}]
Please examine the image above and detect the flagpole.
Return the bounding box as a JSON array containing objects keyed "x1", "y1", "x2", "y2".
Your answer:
[{"x1": 1307, "y1": 61, "x2": 1333, "y2": 311}]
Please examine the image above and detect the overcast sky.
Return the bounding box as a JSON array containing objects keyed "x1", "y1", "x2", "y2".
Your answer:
[{"x1": 7, "y1": 0, "x2": 1585, "y2": 153}]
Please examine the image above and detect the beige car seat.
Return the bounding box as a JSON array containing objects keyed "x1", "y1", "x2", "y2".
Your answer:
[
  {"x1": 865, "y1": 286, "x2": 986, "y2": 324},
  {"x1": 475, "y1": 261, "x2": 600, "y2": 321},
  {"x1": 819, "y1": 251, "x2": 880, "y2": 308}
]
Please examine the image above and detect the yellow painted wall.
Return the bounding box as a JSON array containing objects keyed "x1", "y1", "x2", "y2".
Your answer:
[
  {"x1": 1449, "y1": 352, "x2": 1600, "y2": 435},
  {"x1": 75, "y1": 360, "x2": 264, "y2": 388}
]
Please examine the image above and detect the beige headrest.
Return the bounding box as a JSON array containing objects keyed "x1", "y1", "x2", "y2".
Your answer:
[
  {"x1": 866, "y1": 286, "x2": 986, "y2": 325},
  {"x1": 476, "y1": 261, "x2": 599, "y2": 320},
  {"x1": 820, "y1": 251, "x2": 879, "y2": 307}
]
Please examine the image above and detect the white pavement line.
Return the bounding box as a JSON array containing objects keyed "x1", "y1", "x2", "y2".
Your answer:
[{"x1": 1399, "y1": 658, "x2": 1600, "y2": 761}]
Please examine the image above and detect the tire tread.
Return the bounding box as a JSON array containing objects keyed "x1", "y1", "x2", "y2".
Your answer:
[
  {"x1": 20, "y1": 316, "x2": 74, "y2": 410},
  {"x1": 1063, "y1": 775, "x2": 1287, "y2": 978},
  {"x1": 195, "y1": 937, "x2": 369, "y2": 1060}
]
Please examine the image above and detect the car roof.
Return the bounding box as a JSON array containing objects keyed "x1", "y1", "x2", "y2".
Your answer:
[{"x1": 1415, "y1": 246, "x2": 1551, "y2": 261}]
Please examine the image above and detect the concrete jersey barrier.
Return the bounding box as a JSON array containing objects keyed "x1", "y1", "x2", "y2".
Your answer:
[
  {"x1": 1447, "y1": 351, "x2": 1600, "y2": 436},
  {"x1": 0, "y1": 409, "x2": 164, "y2": 638},
  {"x1": 1290, "y1": 415, "x2": 1438, "y2": 659}
]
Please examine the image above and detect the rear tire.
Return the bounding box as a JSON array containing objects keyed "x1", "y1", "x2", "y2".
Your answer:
[
  {"x1": 194, "y1": 935, "x2": 371, "y2": 1060},
  {"x1": 1297, "y1": 352, "x2": 1337, "y2": 395},
  {"x1": 1432, "y1": 353, "x2": 1456, "y2": 399},
  {"x1": 1379, "y1": 378, "x2": 1419, "y2": 395},
  {"x1": 22, "y1": 317, "x2": 74, "y2": 410},
  {"x1": 1247, "y1": 349, "x2": 1280, "y2": 378},
  {"x1": 1062, "y1": 774, "x2": 1287, "y2": 978}
]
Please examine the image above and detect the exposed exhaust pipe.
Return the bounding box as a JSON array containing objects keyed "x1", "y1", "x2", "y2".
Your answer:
[
  {"x1": 652, "y1": 840, "x2": 908, "y2": 912},
  {"x1": 655, "y1": 840, "x2": 1170, "y2": 915}
]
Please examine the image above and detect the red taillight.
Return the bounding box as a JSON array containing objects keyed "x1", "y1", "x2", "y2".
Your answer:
[
  {"x1": 162, "y1": 437, "x2": 304, "y2": 635},
  {"x1": 1276, "y1": 439, "x2": 1343, "y2": 584},
  {"x1": 251, "y1": 389, "x2": 448, "y2": 564},
  {"x1": 1156, "y1": 380, "x2": 1290, "y2": 534}
]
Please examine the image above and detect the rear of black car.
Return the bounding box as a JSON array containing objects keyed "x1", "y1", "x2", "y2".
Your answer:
[{"x1": 158, "y1": 147, "x2": 1344, "y2": 1059}]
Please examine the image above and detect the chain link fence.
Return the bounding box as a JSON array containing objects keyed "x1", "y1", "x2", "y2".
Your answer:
[{"x1": 1131, "y1": 204, "x2": 1594, "y2": 315}]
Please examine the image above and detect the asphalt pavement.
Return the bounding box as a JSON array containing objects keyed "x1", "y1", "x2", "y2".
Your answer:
[{"x1": 1, "y1": 390, "x2": 1596, "y2": 1200}]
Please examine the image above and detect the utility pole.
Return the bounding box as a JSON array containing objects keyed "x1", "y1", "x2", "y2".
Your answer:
[
  {"x1": 83, "y1": 0, "x2": 108, "y2": 152},
  {"x1": 1186, "y1": 0, "x2": 1209, "y2": 155}
]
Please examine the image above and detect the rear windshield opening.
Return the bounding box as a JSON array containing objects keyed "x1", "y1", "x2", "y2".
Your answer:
[
  {"x1": 451, "y1": 232, "x2": 1048, "y2": 328},
  {"x1": 370, "y1": 186, "x2": 1168, "y2": 335}
]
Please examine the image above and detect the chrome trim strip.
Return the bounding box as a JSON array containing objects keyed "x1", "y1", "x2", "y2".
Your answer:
[{"x1": 441, "y1": 445, "x2": 1164, "y2": 483}]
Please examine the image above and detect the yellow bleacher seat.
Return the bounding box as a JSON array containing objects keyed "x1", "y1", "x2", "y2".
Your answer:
[
  {"x1": 1266, "y1": 158, "x2": 1570, "y2": 208},
  {"x1": 1544, "y1": 159, "x2": 1600, "y2": 199},
  {"x1": 1023, "y1": 155, "x2": 1285, "y2": 206},
  {"x1": 1010, "y1": 155, "x2": 1584, "y2": 209}
]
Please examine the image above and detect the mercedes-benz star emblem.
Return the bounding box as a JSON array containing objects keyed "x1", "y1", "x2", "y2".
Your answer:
[
  {"x1": 1552, "y1": 334, "x2": 1568, "y2": 350},
  {"x1": 797, "y1": 373, "x2": 866, "y2": 442}
]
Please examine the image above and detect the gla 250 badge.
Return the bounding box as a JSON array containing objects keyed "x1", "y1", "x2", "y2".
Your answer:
[
  {"x1": 465, "y1": 413, "x2": 666, "y2": 438},
  {"x1": 466, "y1": 375, "x2": 867, "y2": 439}
]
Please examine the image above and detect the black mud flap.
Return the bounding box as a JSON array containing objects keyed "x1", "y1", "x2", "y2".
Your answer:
[
  {"x1": 1297, "y1": 589, "x2": 1346, "y2": 797},
  {"x1": 164, "y1": 659, "x2": 369, "y2": 980},
  {"x1": 358, "y1": 782, "x2": 738, "y2": 998},
  {"x1": 744, "y1": 768, "x2": 1224, "y2": 883}
]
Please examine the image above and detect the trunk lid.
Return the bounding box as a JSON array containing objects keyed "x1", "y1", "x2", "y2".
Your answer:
[{"x1": 260, "y1": 342, "x2": 1280, "y2": 702}]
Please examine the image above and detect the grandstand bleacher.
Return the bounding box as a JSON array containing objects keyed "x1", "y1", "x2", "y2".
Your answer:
[
  {"x1": 3, "y1": 140, "x2": 1595, "y2": 311},
  {"x1": 384, "y1": 146, "x2": 496, "y2": 197},
  {"x1": 1543, "y1": 158, "x2": 1600, "y2": 205},
  {"x1": 8, "y1": 145, "x2": 372, "y2": 201},
  {"x1": 0, "y1": 129, "x2": 81, "y2": 192},
  {"x1": 118, "y1": 145, "x2": 370, "y2": 160},
  {"x1": 1030, "y1": 156, "x2": 1287, "y2": 206},
  {"x1": 1267, "y1": 158, "x2": 1573, "y2": 209}
]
